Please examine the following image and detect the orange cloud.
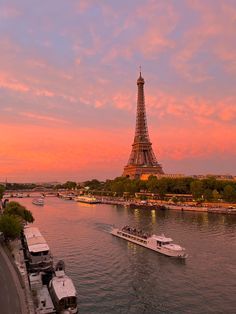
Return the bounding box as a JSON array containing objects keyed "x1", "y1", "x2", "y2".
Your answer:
[
  {"x1": 0, "y1": 123, "x2": 130, "y2": 181},
  {"x1": 19, "y1": 112, "x2": 68, "y2": 124},
  {"x1": 173, "y1": 0, "x2": 236, "y2": 79},
  {"x1": 0, "y1": 72, "x2": 30, "y2": 92}
]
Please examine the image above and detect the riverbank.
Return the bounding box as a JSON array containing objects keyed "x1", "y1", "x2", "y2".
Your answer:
[{"x1": 98, "y1": 197, "x2": 236, "y2": 214}]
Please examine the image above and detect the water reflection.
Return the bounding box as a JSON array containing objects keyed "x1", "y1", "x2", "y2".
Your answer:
[{"x1": 15, "y1": 197, "x2": 236, "y2": 314}]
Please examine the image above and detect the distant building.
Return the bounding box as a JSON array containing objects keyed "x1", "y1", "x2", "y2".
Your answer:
[
  {"x1": 140, "y1": 173, "x2": 185, "y2": 181},
  {"x1": 140, "y1": 173, "x2": 236, "y2": 181},
  {"x1": 123, "y1": 71, "x2": 164, "y2": 179}
]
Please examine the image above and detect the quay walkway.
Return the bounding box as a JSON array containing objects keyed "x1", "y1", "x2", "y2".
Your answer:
[
  {"x1": 0, "y1": 243, "x2": 28, "y2": 314},
  {"x1": 99, "y1": 197, "x2": 236, "y2": 214}
]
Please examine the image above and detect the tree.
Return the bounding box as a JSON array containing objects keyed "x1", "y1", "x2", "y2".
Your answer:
[
  {"x1": 203, "y1": 189, "x2": 213, "y2": 201},
  {"x1": 83, "y1": 179, "x2": 102, "y2": 190},
  {"x1": 63, "y1": 181, "x2": 77, "y2": 190},
  {"x1": 146, "y1": 176, "x2": 158, "y2": 193},
  {"x1": 212, "y1": 189, "x2": 221, "y2": 201},
  {"x1": 0, "y1": 215, "x2": 21, "y2": 240},
  {"x1": 223, "y1": 185, "x2": 236, "y2": 202},
  {"x1": 5, "y1": 201, "x2": 34, "y2": 223},
  {"x1": 190, "y1": 181, "x2": 203, "y2": 199},
  {"x1": 157, "y1": 178, "x2": 168, "y2": 198}
]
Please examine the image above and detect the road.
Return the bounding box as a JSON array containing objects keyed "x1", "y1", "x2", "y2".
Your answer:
[{"x1": 0, "y1": 247, "x2": 21, "y2": 314}]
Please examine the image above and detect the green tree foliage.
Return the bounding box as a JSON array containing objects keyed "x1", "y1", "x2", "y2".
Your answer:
[
  {"x1": 0, "y1": 184, "x2": 5, "y2": 199},
  {"x1": 0, "y1": 214, "x2": 21, "y2": 240},
  {"x1": 202, "y1": 178, "x2": 217, "y2": 191},
  {"x1": 52, "y1": 176, "x2": 236, "y2": 203},
  {"x1": 63, "y1": 181, "x2": 77, "y2": 190},
  {"x1": 212, "y1": 189, "x2": 221, "y2": 201},
  {"x1": 5, "y1": 201, "x2": 34, "y2": 223},
  {"x1": 223, "y1": 185, "x2": 236, "y2": 202},
  {"x1": 190, "y1": 180, "x2": 203, "y2": 199},
  {"x1": 203, "y1": 189, "x2": 213, "y2": 201},
  {"x1": 146, "y1": 175, "x2": 159, "y2": 193},
  {"x1": 6, "y1": 183, "x2": 36, "y2": 190},
  {"x1": 83, "y1": 179, "x2": 103, "y2": 190},
  {"x1": 157, "y1": 178, "x2": 168, "y2": 198}
]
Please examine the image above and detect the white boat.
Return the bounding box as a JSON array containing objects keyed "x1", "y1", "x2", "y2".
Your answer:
[
  {"x1": 23, "y1": 227, "x2": 53, "y2": 272},
  {"x1": 74, "y1": 196, "x2": 100, "y2": 204},
  {"x1": 49, "y1": 270, "x2": 78, "y2": 314},
  {"x1": 32, "y1": 198, "x2": 44, "y2": 206},
  {"x1": 111, "y1": 226, "x2": 188, "y2": 258}
]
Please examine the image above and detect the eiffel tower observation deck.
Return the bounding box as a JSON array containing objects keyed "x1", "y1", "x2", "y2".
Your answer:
[{"x1": 123, "y1": 71, "x2": 164, "y2": 179}]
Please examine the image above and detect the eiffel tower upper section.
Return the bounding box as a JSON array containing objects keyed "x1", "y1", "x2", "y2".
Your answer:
[{"x1": 123, "y1": 71, "x2": 164, "y2": 179}]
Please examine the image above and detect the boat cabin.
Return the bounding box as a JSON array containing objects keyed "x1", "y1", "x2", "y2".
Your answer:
[
  {"x1": 49, "y1": 270, "x2": 78, "y2": 313},
  {"x1": 151, "y1": 235, "x2": 173, "y2": 247},
  {"x1": 23, "y1": 227, "x2": 53, "y2": 272}
]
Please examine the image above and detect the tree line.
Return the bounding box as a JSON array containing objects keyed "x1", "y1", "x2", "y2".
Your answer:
[
  {"x1": 0, "y1": 198, "x2": 34, "y2": 241},
  {"x1": 81, "y1": 176, "x2": 236, "y2": 202}
]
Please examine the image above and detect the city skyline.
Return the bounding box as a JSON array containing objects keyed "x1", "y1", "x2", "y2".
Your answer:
[{"x1": 0, "y1": 0, "x2": 236, "y2": 182}]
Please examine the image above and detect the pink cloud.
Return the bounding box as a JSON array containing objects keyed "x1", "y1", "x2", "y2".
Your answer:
[
  {"x1": 0, "y1": 5, "x2": 21, "y2": 19},
  {"x1": 19, "y1": 112, "x2": 68, "y2": 124},
  {"x1": 102, "y1": 1, "x2": 178, "y2": 61},
  {"x1": 0, "y1": 72, "x2": 30, "y2": 92},
  {"x1": 35, "y1": 89, "x2": 55, "y2": 97},
  {"x1": 173, "y1": 0, "x2": 236, "y2": 79}
]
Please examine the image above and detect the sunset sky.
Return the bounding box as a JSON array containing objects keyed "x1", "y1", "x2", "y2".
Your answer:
[{"x1": 0, "y1": 0, "x2": 236, "y2": 182}]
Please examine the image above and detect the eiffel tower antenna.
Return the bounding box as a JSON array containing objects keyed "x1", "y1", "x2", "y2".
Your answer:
[{"x1": 123, "y1": 71, "x2": 164, "y2": 179}]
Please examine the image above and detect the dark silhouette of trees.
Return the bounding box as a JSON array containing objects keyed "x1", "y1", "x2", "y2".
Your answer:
[
  {"x1": 0, "y1": 215, "x2": 21, "y2": 240},
  {"x1": 5, "y1": 201, "x2": 34, "y2": 223}
]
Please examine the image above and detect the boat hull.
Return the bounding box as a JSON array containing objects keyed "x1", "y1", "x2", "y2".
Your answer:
[
  {"x1": 111, "y1": 228, "x2": 187, "y2": 259},
  {"x1": 76, "y1": 200, "x2": 100, "y2": 204}
]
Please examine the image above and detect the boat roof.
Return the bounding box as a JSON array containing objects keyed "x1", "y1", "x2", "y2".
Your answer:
[
  {"x1": 151, "y1": 234, "x2": 173, "y2": 242},
  {"x1": 24, "y1": 227, "x2": 50, "y2": 253},
  {"x1": 77, "y1": 196, "x2": 96, "y2": 199},
  {"x1": 51, "y1": 271, "x2": 77, "y2": 300}
]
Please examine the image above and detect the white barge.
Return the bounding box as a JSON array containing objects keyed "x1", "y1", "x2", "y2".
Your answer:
[
  {"x1": 23, "y1": 227, "x2": 53, "y2": 272},
  {"x1": 49, "y1": 269, "x2": 78, "y2": 313},
  {"x1": 111, "y1": 226, "x2": 187, "y2": 258},
  {"x1": 74, "y1": 196, "x2": 100, "y2": 204}
]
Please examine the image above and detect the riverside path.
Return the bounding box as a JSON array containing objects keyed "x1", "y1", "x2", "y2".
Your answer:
[{"x1": 0, "y1": 245, "x2": 22, "y2": 314}]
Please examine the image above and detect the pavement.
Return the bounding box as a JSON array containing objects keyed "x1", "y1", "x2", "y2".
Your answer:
[{"x1": 0, "y1": 243, "x2": 28, "y2": 314}]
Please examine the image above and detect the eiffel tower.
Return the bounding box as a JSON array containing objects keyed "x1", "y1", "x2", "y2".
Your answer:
[{"x1": 123, "y1": 71, "x2": 164, "y2": 179}]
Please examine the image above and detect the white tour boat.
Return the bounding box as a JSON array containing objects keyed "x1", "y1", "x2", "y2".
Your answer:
[
  {"x1": 111, "y1": 226, "x2": 188, "y2": 258},
  {"x1": 32, "y1": 198, "x2": 44, "y2": 206},
  {"x1": 49, "y1": 269, "x2": 78, "y2": 314},
  {"x1": 74, "y1": 195, "x2": 100, "y2": 204},
  {"x1": 23, "y1": 227, "x2": 53, "y2": 272}
]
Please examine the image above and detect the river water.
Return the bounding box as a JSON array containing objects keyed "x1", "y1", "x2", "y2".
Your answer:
[{"x1": 17, "y1": 197, "x2": 236, "y2": 314}]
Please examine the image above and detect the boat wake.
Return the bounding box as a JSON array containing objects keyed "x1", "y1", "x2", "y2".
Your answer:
[{"x1": 94, "y1": 222, "x2": 114, "y2": 233}]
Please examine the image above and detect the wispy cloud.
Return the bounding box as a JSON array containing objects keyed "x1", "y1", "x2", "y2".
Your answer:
[
  {"x1": 19, "y1": 112, "x2": 68, "y2": 124},
  {"x1": 0, "y1": 0, "x2": 235, "y2": 180}
]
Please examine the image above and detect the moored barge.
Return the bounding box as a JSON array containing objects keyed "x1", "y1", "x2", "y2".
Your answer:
[{"x1": 23, "y1": 226, "x2": 53, "y2": 272}]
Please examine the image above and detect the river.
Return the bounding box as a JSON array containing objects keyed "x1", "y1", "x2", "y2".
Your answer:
[{"x1": 17, "y1": 197, "x2": 236, "y2": 313}]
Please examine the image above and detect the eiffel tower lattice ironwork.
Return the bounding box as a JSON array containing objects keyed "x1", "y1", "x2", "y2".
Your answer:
[{"x1": 123, "y1": 71, "x2": 164, "y2": 179}]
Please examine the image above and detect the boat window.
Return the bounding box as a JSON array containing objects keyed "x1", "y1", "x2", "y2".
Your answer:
[
  {"x1": 42, "y1": 250, "x2": 49, "y2": 255},
  {"x1": 31, "y1": 251, "x2": 41, "y2": 256},
  {"x1": 64, "y1": 297, "x2": 77, "y2": 308}
]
